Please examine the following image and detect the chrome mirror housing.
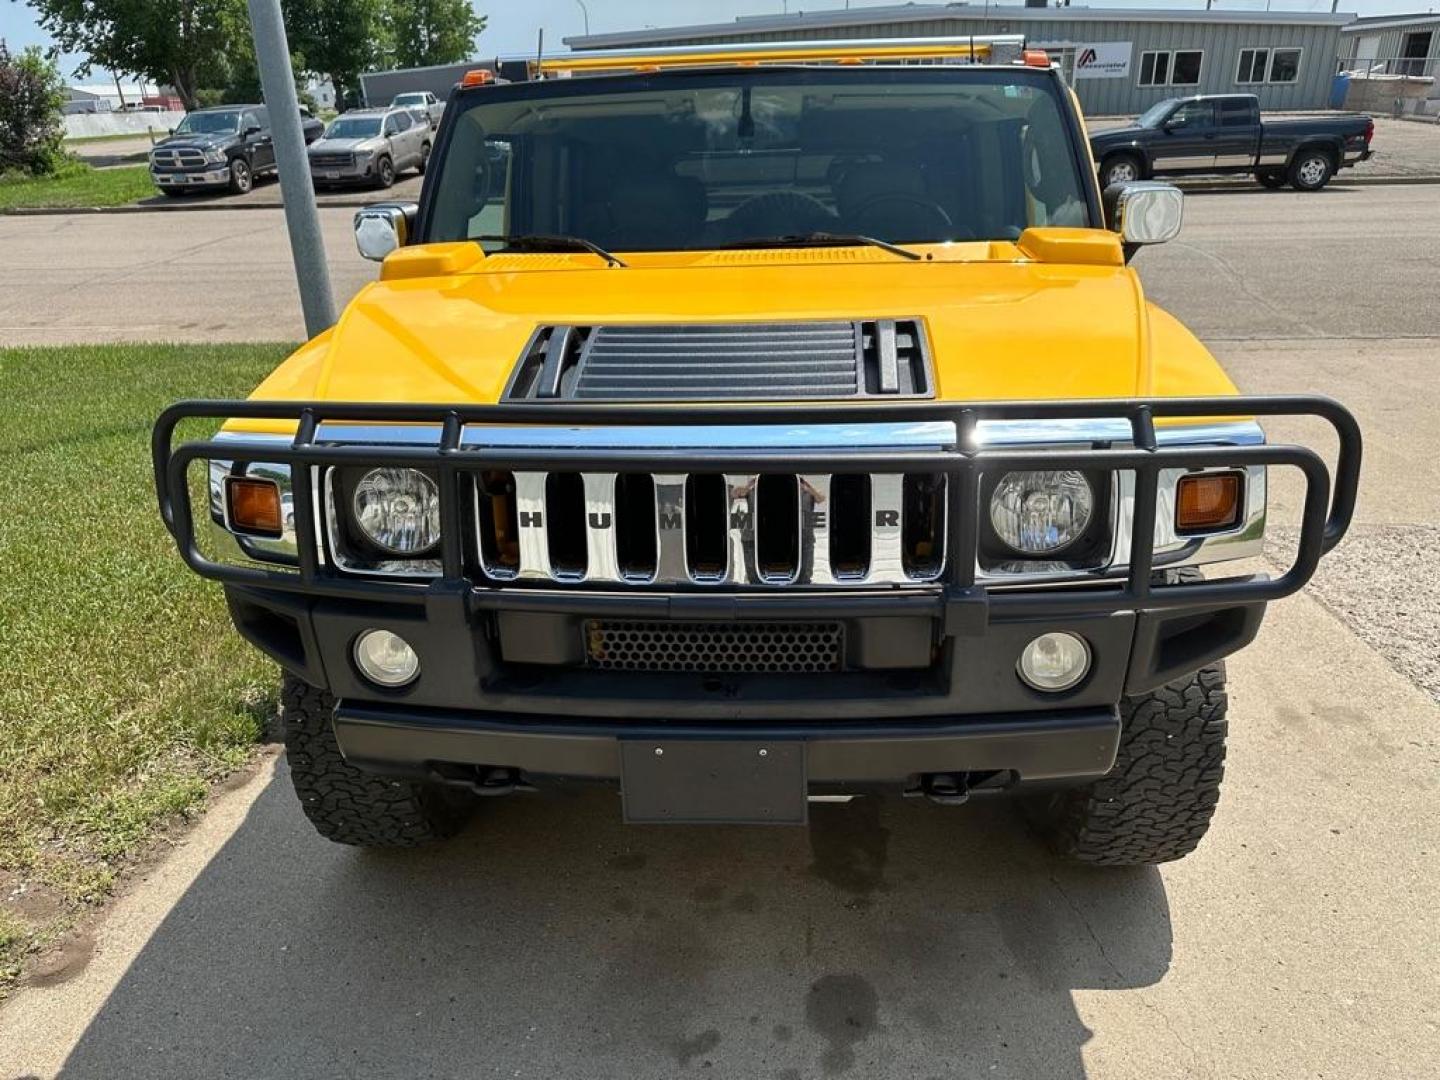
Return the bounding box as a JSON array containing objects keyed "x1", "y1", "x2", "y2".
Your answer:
[
  {"x1": 1103, "y1": 181, "x2": 1184, "y2": 247},
  {"x1": 354, "y1": 202, "x2": 418, "y2": 262}
]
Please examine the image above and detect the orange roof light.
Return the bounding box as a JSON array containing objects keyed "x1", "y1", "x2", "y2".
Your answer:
[
  {"x1": 460, "y1": 68, "x2": 494, "y2": 87},
  {"x1": 225, "y1": 477, "x2": 283, "y2": 537},
  {"x1": 1023, "y1": 49, "x2": 1051, "y2": 68}
]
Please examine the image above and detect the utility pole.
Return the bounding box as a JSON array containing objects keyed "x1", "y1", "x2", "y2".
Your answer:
[{"x1": 246, "y1": 0, "x2": 337, "y2": 338}]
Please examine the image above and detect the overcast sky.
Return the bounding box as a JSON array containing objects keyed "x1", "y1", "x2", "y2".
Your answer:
[{"x1": 2, "y1": 0, "x2": 1430, "y2": 85}]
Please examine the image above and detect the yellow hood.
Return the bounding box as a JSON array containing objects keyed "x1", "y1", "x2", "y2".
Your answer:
[{"x1": 249, "y1": 240, "x2": 1232, "y2": 410}]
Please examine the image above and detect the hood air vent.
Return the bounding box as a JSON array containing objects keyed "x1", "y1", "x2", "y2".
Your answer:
[{"x1": 504, "y1": 320, "x2": 933, "y2": 402}]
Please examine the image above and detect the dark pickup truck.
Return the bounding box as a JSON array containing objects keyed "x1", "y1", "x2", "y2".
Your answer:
[
  {"x1": 148, "y1": 104, "x2": 325, "y2": 197},
  {"x1": 1090, "y1": 94, "x2": 1373, "y2": 192}
]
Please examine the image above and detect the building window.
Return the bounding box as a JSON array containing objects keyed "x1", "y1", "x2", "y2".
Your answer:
[
  {"x1": 1139, "y1": 50, "x2": 1203, "y2": 87},
  {"x1": 1237, "y1": 47, "x2": 1302, "y2": 84}
]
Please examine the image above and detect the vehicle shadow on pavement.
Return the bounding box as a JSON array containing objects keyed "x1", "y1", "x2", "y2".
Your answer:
[{"x1": 58, "y1": 764, "x2": 1173, "y2": 1080}]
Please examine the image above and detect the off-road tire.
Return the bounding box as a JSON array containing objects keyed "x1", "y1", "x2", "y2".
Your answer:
[
  {"x1": 1288, "y1": 149, "x2": 1334, "y2": 192},
  {"x1": 1256, "y1": 169, "x2": 1286, "y2": 189},
  {"x1": 1100, "y1": 153, "x2": 1143, "y2": 190},
  {"x1": 1040, "y1": 663, "x2": 1228, "y2": 866},
  {"x1": 281, "y1": 674, "x2": 472, "y2": 846},
  {"x1": 228, "y1": 157, "x2": 252, "y2": 195}
]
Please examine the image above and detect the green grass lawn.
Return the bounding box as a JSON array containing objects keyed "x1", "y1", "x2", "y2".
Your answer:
[
  {"x1": 0, "y1": 343, "x2": 293, "y2": 989},
  {"x1": 0, "y1": 162, "x2": 154, "y2": 211}
]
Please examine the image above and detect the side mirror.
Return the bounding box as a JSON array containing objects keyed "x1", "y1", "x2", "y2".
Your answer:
[
  {"x1": 1103, "y1": 181, "x2": 1183, "y2": 254},
  {"x1": 243, "y1": 125, "x2": 262, "y2": 138},
  {"x1": 354, "y1": 202, "x2": 418, "y2": 261}
]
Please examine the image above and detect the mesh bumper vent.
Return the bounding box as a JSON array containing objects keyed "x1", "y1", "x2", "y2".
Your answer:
[{"x1": 585, "y1": 620, "x2": 844, "y2": 674}]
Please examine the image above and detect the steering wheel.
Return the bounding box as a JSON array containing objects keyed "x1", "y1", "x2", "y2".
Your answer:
[{"x1": 847, "y1": 194, "x2": 961, "y2": 239}]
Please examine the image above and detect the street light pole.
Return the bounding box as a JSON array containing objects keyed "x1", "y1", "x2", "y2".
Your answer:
[
  {"x1": 246, "y1": 0, "x2": 337, "y2": 338},
  {"x1": 575, "y1": 0, "x2": 590, "y2": 35}
]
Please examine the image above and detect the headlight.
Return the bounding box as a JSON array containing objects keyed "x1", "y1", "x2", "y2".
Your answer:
[
  {"x1": 354, "y1": 147, "x2": 375, "y2": 160},
  {"x1": 204, "y1": 149, "x2": 226, "y2": 164},
  {"x1": 351, "y1": 468, "x2": 440, "y2": 555},
  {"x1": 989, "y1": 470, "x2": 1094, "y2": 555}
]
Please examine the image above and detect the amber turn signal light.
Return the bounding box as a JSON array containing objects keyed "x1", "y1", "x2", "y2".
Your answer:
[
  {"x1": 1175, "y1": 473, "x2": 1241, "y2": 534},
  {"x1": 460, "y1": 68, "x2": 493, "y2": 87},
  {"x1": 1023, "y1": 49, "x2": 1051, "y2": 68},
  {"x1": 226, "y1": 476, "x2": 283, "y2": 537}
]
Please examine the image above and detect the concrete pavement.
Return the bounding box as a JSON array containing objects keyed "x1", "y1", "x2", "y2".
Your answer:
[{"x1": 1, "y1": 185, "x2": 1438, "y2": 1080}]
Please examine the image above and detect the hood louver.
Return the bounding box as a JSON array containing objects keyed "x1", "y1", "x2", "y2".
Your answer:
[{"x1": 504, "y1": 320, "x2": 933, "y2": 402}]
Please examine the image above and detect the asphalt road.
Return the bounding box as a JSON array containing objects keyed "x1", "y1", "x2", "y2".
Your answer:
[
  {"x1": 1, "y1": 185, "x2": 1437, "y2": 345},
  {"x1": 1, "y1": 187, "x2": 1438, "y2": 1080}
]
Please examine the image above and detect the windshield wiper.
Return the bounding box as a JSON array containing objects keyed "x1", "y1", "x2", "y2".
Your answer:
[
  {"x1": 720, "y1": 232, "x2": 923, "y2": 261},
  {"x1": 472, "y1": 233, "x2": 626, "y2": 267}
]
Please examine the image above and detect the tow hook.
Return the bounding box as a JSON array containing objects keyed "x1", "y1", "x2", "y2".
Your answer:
[
  {"x1": 920, "y1": 772, "x2": 971, "y2": 806},
  {"x1": 432, "y1": 764, "x2": 535, "y2": 796}
]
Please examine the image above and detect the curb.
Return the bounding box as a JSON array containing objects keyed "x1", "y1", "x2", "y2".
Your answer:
[
  {"x1": 3, "y1": 197, "x2": 380, "y2": 216},
  {"x1": 5, "y1": 172, "x2": 1439, "y2": 217}
]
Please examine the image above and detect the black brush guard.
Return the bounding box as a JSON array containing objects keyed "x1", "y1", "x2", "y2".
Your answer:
[{"x1": 152, "y1": 395, "x2": 1361, "y2": 623}]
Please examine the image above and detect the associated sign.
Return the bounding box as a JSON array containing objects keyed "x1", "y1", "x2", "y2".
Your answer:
[{"x1": 1073, "y1": 42, "x2": 1132, "y2": 80}]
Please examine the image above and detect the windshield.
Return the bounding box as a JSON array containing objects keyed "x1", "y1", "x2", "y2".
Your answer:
[
  {"x1": 1136, "y1": 99, "x2": 1178, "y2": 128},
  {"x1": 424, "y1": 68, "x2": 1092, "y2": 250},
  {"x1": 175, "y1": 111, "x2": 241, "y2": 136},
  {"x1": 393, "y1": 93, "x2": 424, "y2": 105},
  {"x1": 325, "y1": 117, "x2": 383, "y2": 140}
]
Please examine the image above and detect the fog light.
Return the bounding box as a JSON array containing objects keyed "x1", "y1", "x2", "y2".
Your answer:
[
  {"x1": 1018, "y1": 632, "x2": 1090, "y2": 692},
  {"x1": 354, "y1": 629, "x2": 419, "y2": 687}
]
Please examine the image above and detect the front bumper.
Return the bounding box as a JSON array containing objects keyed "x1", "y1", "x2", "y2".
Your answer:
[
  {"x1": 156, "y1": 395, "x2": 1360, "y2": 787},
  {"x1": 152, "y1": 166, "x2": 231, "y2": 188},
  {"x1": 309, "y1": 160, "x2": 376, "y2": 184}
]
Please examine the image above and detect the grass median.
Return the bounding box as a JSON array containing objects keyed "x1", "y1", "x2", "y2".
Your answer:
[
  {"x1": 0, "y1": 342, "x2": 293, "y2": 989},
  {"x1": 0, "y1": 162, "x2": 154, "y2": 211}
]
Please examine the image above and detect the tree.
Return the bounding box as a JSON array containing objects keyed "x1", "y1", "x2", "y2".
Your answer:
[
  {"x1": 28, "y1": 0, "x2": 243, "y2": 112},
  {"x1": 0, "y1": 40, "x2": 67, "y2": 176},
  {"x1": 388, "y1": 0, "x2": 485, "y2": 70},
  {"x1": 282, "y1": 0, "x2": 388, "y2": 111}
]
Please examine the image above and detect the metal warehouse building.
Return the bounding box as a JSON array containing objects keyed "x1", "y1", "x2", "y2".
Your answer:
[{"x1": 564, "y1": 4, "x2": 1354, "y2": 116}]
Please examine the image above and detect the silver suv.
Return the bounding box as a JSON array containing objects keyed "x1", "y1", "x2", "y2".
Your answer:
[{"x1": 306, "y1": 107, "x2": 430, "y2": 189}]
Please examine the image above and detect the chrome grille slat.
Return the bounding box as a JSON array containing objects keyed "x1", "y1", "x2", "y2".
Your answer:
[
  {"x1": 723, "y1": 474, "x2": 760, "y2": 585},
  {"x1": 513, "y1": 471, "x2": 553, "y2": 580},
  {"x1": 798, "y1": 474, "x2": 835, "y2": 586},
  {"x1": 865, "y1": 473, "x2": 907, "y2": 584},
  {"x1": 652, "y1": 473, "x2": 689, "y2": 584},
  {"x1": 582, "y1": 472, "x2": 621, "y2": 583}
]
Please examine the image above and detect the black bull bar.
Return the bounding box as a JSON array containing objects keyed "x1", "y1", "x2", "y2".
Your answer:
[{"x1": 152, "y1": 395, "x2": 1361, "y2": 621}]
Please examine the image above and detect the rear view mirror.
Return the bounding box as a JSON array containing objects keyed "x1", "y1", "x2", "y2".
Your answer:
[
  {"x1": 1103, "y1": 181, "x2": 1184, "y2": 247},
  {"x1": 354, "y1": 202, "x2": 418, "y2": 261}
]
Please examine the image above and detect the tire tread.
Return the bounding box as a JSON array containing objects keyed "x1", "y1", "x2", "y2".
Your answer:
[{"x1": 281, "y1": 675, "x2": 469, "y2": 847}]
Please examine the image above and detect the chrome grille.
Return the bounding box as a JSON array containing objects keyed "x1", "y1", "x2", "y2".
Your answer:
[
  {"x1": 152, "y1": 148, "x2": 206, "y2": 168},
  {"x1": 476, "y1": 470, "x2": 946, "y2": 587},
  {"x1": 586, "y1": 620, "x2": 844, "y2": 673}
]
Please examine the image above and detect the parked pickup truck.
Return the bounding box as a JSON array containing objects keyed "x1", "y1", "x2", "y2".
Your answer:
[
  {"x1": 149, "y1": 104, "x2": 323, "y2": 197},
  {"x1": 1090, "y1": 93, "x2": 1373, "y2": 192},
  {"x1": 153, "y1": 39, "x2": 1360, "y2": 865},
  {"x1": 392, "y1": 90, "x2": 444, "y2": 129}
]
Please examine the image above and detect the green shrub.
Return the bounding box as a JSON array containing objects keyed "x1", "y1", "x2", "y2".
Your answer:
[{"x1": 0, "y1": 40, "x2": 67, "y2": 177}]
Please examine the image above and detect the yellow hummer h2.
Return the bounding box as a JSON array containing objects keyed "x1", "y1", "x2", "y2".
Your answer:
[{"x1": 154, "y1": 38, "x2": 1360, "y2": 863}]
